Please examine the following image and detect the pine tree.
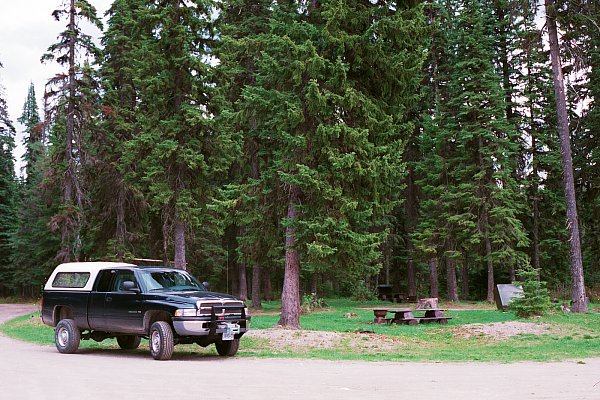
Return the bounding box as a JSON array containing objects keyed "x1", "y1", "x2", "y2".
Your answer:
[
  {"x1": 11, "y1": 81, "x2": 61, "y2": 296},
  {"x1": 227, "y1": 1, "x2": 425, "y2": 327},
  {"x1": 92, "y1": 0, "x2": 149, "y2": 260},
  {"x1": 509, "y1": 0, "x2": 567, "y2": 285},
  {"x1": 415, "y1": 0, "x2": 529, "y2": 302},
  {"x1": 0, "y1": 64, "x2": 20, "y2": 296},
  {"x1": 41, "y1": 0, "x2": 103, "y2": 262},
  {"x1": 216, "y1": 0, "x2": 274, "y2": 307},
  {"x1": 555, "y1": 0, "x2": 600, "y2": 292},
  {"x1": 544, "y1": 0, "x2": 587, "y2": 312},
  {"x1": 17, "y1": 83, "x2": 42, "y2": 179},
  {"x1": 125, "y1": 0, "x2": 237, "y2": 270}
]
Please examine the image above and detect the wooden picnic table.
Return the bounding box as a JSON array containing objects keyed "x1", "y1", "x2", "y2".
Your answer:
[
  {"x1": 373, "y1": 308, "x2": 452, "y2": 325},
  {"x1": 415, "y1": 308, "x2": 451, "y2": 324}
]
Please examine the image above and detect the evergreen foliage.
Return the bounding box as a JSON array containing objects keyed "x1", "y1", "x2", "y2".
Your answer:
[
  {"x1": 41, "y1": 0, "x2": 103, "y2": 262},
  {"x1": 0, "y1": 0, "x2": 597, "y2": 320},
  {"x1": 509, "y1": 266, "x2": 552, "y2": 318},
  {"x1": 0, "y1": 63, "x2": 20, "y2": 296}
]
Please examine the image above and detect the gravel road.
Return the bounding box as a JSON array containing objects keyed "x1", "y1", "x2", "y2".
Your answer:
[{"x1": 1, "y1": 304, "x2": 599, "y2": 400}]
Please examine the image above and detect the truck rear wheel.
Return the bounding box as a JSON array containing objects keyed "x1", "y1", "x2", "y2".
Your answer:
[
  {"x1": 215, "y1": 338, "x2": 239, "y2": 357},
  {"x1": 117, "y1": 335, "x2": 141, "y2": 350},
  {"x1": 55, "y1": 319, "x2": 80, "y2": 354},
  {"x1": 149, "y1": 321, "x2": 174, "y2": 360}
]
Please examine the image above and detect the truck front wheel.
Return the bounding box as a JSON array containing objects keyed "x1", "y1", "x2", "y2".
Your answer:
[
  {"x1": 215, "y1": 338, "x2": 239, "y2": 357},
  {"x1": 55, "y1": 319, "x2": 80, "y2": 354},
  {"x1": 149, "y1": 321, "x2": 174, "y2": 360}
]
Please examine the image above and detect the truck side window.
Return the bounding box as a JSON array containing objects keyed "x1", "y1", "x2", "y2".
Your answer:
[
  {"x1": 111, "y1": 270, "x2": 138, "y2": 292},
  {"x1": 95, "y1": 270, "x2": 114, "y2": 292}
]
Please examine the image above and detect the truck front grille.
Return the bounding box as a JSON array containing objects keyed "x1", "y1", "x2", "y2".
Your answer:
[{"x1": 197, "y1": 301, "x2": 245, "y2": 317}]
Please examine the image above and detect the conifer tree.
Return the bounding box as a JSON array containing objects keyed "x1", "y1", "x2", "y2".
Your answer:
[
  {"x1": 125, "y1": 0, "x2": 236, "y2": 270},
  {"x1": 92, "y1": 0, "x2": 148, "y2": 260},
  {"x1": 17, "y1": 83, "x2": 42, "y2": 179},
  {"x1": 415, "y1": 0, "x2": 529, "y2": 302},
  {"x1": 555, "y1": 0, "x2": 599, "y2": 292},
  {"x1": 11, "y1": 84, "x2": 59, "y2": 295},
  {"x1": 544, "y1": 0, "x2": 587, "y2": 312},
  {"x1": 41, "y1": 0, "x2": 103, "y2": 262},
  {"x1": 228, "y1": 1, "x2": 425, "y2": 327},
  {"x1": 216, "y1": 0, "x2": 276, "y2": 307},
  {"x1": 0, "y1": 64, "x2": 19, "y2": 295}
]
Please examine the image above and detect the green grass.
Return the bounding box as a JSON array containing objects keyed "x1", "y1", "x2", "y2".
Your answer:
[{"x1": 2, "y1": 299, "x2": 600, "y2": 362}]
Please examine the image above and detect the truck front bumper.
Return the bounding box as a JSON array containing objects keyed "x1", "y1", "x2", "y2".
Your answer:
[{"x1": 173, "y1": 319, "x2": 250, "y2": 336}]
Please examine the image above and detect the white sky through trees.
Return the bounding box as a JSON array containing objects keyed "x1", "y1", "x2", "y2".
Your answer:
[{"x1": 0, "y1": 0, "x2": 111, "y2": 174}]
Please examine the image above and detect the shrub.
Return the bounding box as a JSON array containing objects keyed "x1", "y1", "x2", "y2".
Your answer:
[
  {"x1": 300, "y1": 293, "x2": 328, "y2": 314},
  {"x1": 510, "y1": 266, "x2": 552, "y2": 318},
  {"x1": 352, "y1": 280, "x2": 377, "y2": 301}
]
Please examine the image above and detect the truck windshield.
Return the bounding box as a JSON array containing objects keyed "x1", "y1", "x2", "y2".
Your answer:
[{"x1": 138, "y1": 270, "x2": 205, "y2": 292}]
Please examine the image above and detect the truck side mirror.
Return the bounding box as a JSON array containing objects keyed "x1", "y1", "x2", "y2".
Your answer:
[
  {"x1": 202, "y1": 281, "x2": 209, "y2": 290},
  {"x1": 122, "y1": 281, "x2": 140, "y2": 293}
]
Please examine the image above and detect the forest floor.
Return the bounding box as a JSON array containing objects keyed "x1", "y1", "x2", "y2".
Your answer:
[{"x1": 246, "y1": 320, "x2": 555, "y2": 352}]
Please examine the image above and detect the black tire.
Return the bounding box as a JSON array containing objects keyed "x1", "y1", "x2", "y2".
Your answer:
[
  {"x1": 55, "y1": 319, "x2": 80, "y2": 354},
  {"x1": 149, "y1": 321, "x2": 174, "y2": 360},
  {"x1": 215, "y1": 338, "x2": 239, "y2": 357},
  {"x1": 117, "y1": 335, "x2": 141, "y2": 350}
]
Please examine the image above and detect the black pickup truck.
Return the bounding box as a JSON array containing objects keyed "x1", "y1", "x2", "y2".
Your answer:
[{"x1": 41, "y1": 262, "x2": 250, "y2": 360}]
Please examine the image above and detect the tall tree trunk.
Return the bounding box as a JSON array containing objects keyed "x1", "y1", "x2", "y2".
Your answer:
[
  {"x1": 477, "y1": 133, "x2": 495, "y2": 303},
  {"x1": 262, "y1": 268, "x2": 273, "y2": 301},
  {"x1": 509, "y1": 263, "x2": 516, "y2": 283},
  {"x1": 530, "y1": 85, "x2": 541, "y2": 276},
  {"x1": 545, "y1": 0, "x2": 587, "y2": 313},
  {"x1": 173, "y1": 218, "x2": 186, "y2": 270},
  {"x1": 238, "y1": 262, "x2": 248, "y2": 301},
  {"x1": 494, "y1": 1, "x2": 514, "y2": 121},
  {"x1": 446, "y1": 254, "x2": 458, "y2": 302},
  {"x1": 485, "y1": 229, "x2": 494, "y2": 303},
  {"x1": 428, "y1": 257, "x2": 439, "y2": 298},
  {"x1": 251, "y1": 264, "x2": 261, "y2": 308},
  {"x1": 60, "y1": 0, "x2": 78, "y2": 263},
  {"x1": 237, "y1": 226, "x2": 248, "y2": 300},
  {"x1": 405, "y1": 164, "x2": 418, "y2": 298},
  {"x1": 278, "y1": 186, "x2": 301, "y2": 328},
  {"x1": 383, "y1": 240, "x2": 390, "y2": 285},
  {"x1": 461, "y1": 257, "x2": 469, "y2": 300},
  {"x1": 115, "y1": 184, "x2": 126, "y2": 260}
]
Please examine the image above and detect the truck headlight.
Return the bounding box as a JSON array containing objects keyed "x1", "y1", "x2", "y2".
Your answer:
[{"x1": 174, "y1": 308, "x2": 197, "y2": 317}]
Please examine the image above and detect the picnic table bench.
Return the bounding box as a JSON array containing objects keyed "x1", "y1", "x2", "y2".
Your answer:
[{"x1": 373, "y1": 308, "x2": 452, "y2": 325}]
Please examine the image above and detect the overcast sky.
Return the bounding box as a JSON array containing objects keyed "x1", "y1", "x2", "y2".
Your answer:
[{"x1": 0, "y1": 0, "x2": 112, "y2": 173}]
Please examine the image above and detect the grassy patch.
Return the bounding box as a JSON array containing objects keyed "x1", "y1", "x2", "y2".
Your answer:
[{"x1": 2, "y1": 299, "x2": 600, "y2": 362}]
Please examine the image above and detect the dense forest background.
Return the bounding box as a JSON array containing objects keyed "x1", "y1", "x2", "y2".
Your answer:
[{"x1": 0, "y1": 0, "x2": 597, "y2": 322}]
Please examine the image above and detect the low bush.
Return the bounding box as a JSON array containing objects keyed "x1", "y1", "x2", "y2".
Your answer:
[
  {"x1": 301, "y1": 292, "x2": 328, "y2": 314},
  {"x1": 510, "y1": 266, "x2": 552, "y2": 318}
]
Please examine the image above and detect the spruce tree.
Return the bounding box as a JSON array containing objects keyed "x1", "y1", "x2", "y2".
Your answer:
[
  {"x1": 415, "y1": 0, "x2": 529, "y2": 302},
  {"x1": 0, "y1": 65, "x2": 19, "y2": 296},
  {"x1": 227, "y1": 1, "x2": 425, "y2": 327},
  {"x1": 11, "y1": 86, "x2": 59, "y2": 295},
  {"x1": 125, "y1": 0, "x2": 236, "y2": 270},
  {"x1": 17, "y1": 83, "x2": 42, "y2": 179},
  {"x1": 92, "y1": 0, "x2": 148, "y2": 260},
  {"x1": 216, "y1": 0, "x2": 276, "y2": 307},
  {"x1": 41, "y1": 0, "x2": 103, "y2": 262},
  {"x1": 544, "y1": 0, "x2": 587, "y2": 312},
  {"x1": 555, "y1": 0, "x2": 600, "y2": 291}
]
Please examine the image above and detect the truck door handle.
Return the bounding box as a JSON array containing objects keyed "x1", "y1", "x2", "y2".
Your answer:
[{"x1": 106, "y1": 297, "x2": 112, "y2": 302}]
